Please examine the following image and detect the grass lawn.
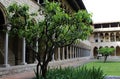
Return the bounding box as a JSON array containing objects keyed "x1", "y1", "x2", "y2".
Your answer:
[{"x1": 84, "y1": 61, "x2": 120, "y2": 76}]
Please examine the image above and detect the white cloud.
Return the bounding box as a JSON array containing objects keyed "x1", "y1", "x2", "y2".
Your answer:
[{"x1": 83, "y1": 0, "x2": 120, "y2": 23}]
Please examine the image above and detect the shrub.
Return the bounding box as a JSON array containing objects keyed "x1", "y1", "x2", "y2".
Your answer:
[
  {"x1": 74, "y1": 66, "x2": 105, "y2": 79},
  {"x1": 34, "y1": 66, "x2": 105, "y2": 79}
]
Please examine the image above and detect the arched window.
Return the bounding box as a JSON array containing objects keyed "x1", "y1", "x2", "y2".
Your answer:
[
  {"x1": 110, "y1": 33, "x2": 115, "y2": 42},
  {"x1": 100, "y1": 33, "x2": 104, "y2": 42},
  {"x1": 105, "y1": 33, "x2": 109, "y2": 42}
]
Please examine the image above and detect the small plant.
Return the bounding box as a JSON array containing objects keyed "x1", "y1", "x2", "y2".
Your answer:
[
  {"x1": 75, "y1": 66, "x2": 105, "y2": 79},
  {"x1": 98, "y1": 47, "x2": 115, "y2": 63},
  {"x1": 34, "y1": 66, "x2": 105, "y2": 79}
]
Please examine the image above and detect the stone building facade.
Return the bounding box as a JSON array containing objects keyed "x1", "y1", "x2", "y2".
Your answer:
[
  {"x1": 90, "y1": 22, "x2": 120, "y2": 58},
  {"x1": 0, "y1": 0, "x2": 91, "y2": 75}
]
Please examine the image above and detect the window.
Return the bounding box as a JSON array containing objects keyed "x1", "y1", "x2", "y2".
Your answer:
[{"x1": 95, "y1": 39, "x2": 98, "y2": 42}]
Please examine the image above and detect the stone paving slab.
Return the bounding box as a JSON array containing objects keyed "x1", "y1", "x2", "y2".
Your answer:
[{"x1": 105, "y1": 76, "x2": 120, "y2": 79}]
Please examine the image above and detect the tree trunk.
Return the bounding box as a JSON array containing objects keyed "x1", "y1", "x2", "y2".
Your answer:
[
  {"x1": 41, "y1": 64, "x2": 47, "y2": 79},
  {"x1": 41, "y1": 64, "x2": 48, "y2": 78},
  {"x1": 36, "y1": 62, "x2": 40, "y2": 79},
  {"x1": 104, "y1": 55, "x2": 107, "y2": 63}
]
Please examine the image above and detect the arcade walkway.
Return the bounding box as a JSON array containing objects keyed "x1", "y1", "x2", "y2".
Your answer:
[{"x1": 0, "y1": 58, "x2": 93, "y2": 79}]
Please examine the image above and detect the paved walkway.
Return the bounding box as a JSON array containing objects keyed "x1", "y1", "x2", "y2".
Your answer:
[
  {"x1": 0, "y1": 71, "x2": 35, "y2": 79},
  {"x1": 0, "y1": 58, "x2": 92, "y2": 79}
]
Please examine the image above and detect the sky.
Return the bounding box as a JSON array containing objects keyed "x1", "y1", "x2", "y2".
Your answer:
[{"x1": 83, "y1": 0, "x2": 120, "y2": 23}]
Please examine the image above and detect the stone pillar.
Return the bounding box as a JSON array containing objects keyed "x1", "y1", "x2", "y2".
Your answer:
[
  {"x1": 77, "y1": 47, "x2": 79, "y2": 58},
  {"x1": 74, "y1": 47, "x2": 76, "y2": 58},
  {"x1": 62, "y1": 47, "x2": 65, "y2": 60},
  {"x1": 37, "y1": 0, "x2": 40, "y2": 3},
  {"x1": 97, "y1": 33, "x2": 100, "y2": 42},
  {"x1": 4, "y1": 31, "x2": 10, "y2": 67},
  {"x1": 72, "y1": 46, "x2": 74, "y2": 58},
  {"x1": 58, "y1": 48, "x2": 60, "y2": 60},
  {"x1": 109, "y1": 24, "x2": 111, "y2": 28},
  {"x1": 75, "y1": 47, "x2": 77, "y2": 58},
  {"x1": 77, "y1": 48, "x2": 79, "y2": 58},
  {"x1": 79, "y1": 48, "x2": 80, "y2": 57},
  {"x1": 80, "y1": 48, "x2": 83, "y2": 57},
  {"x1": 76, "y1": 47, "x2": 78, "y2": 58},
  {"x1": 108, "y1": 33, "x2": 110, "y2": 42},
  {"x1": 66, "y1": 46, "x2": 69, "y2": 59},
  {"x1": 70, "y1": 46, "x2": 72, "y2": 59},
  {"x1": 118, "y1": 23, "x2": 119, "y2": 27},
  {"x1": 21, "y1": 37, "x2": 27, "y2": 65},
  {"x1": 101, "y1": 24, "x2": 103, "y2": 28},
  {"x1": 114, "y1": 32, "x2": 116, "y2": 41},
  {"x1": 73, "y1": 46, "x2": 75, "y2": 58},
  {"x1": 103, "y1": 33, "x2": 105, "y2": 42},
  {"x1": 52, "y1": 53, "x2": 55, "y2": 61}
]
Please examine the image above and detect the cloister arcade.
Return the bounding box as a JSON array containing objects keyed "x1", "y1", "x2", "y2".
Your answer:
[{"x1": 0, "y1": 2, "x2": 90, "y2": 67}]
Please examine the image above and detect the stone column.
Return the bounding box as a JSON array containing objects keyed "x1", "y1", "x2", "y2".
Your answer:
[
  {"x1": 78, "y1": 48, "x2": 80, "y2": 58},
  {"x1": 66, "y1": 46, "x2": 69, "y2": 59},
  {"x1": 109, "y1": 24, "x2": 111, "y2": 27},
  {"x1": 52, "y1": 53, "x2": 55, "y2": 61},
  {"x1": 62, "y1": 47, "x2": 65, "y2": 60},
  {"x1": 118, "y1": 23, "x2": 119, "y2": 27},
  {"x1": 70, "y1": 46, "x2": 72, "y2": 59},
  {"x1": 98, "y1": 33, "x2": 100, "y2": 42},
  {"x1": 75, "y1": 47, "x2": 77, "y2": 58},
  {"x1": 72, "y1": 46, "x2": 74, "y2": 58},
  {"x1": 108, "y1": 33, "x2": 110, "y2": 42},
  {"x1": 114, "y1": 32, "x2": 116, "y2": 41},
  {"x1": 77, "y1": 47, "x2": 79, "y2": 58},
  {"x1": 79, "y1": 48, "x2": 81, "y2": 57},
  {"x1": 37, "y1": 0, "x2": 40, "y2": 3},
  {"x1": 77, "y1": 48, "x2": 79, "y2": 58},
  {"x1": 58, "y1": 48, "x2": 60, "y2": 60},
  {"x1": 101, "y1": 24, "x2": 103, "y2": 28},
  {"x1": 21, "y1": 37, "x2": 27, "y2": 65},
  {"x1": 76, "y1": 47, "x2": 78, "y2": 58},
  {"x1": 103, "y1": 33, "x2": 105, "y2": 42},
  {"x1": 4, "y1": 31, "x2": 10, "y2": 67}
]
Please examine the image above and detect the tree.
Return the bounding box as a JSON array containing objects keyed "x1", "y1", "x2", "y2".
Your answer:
[
  {"x1": 98, "y1": 47, "x2": 115, "y2": 63},
  {"x1": 7, "y1": 0, "x2": 92, "y2": 78}
]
